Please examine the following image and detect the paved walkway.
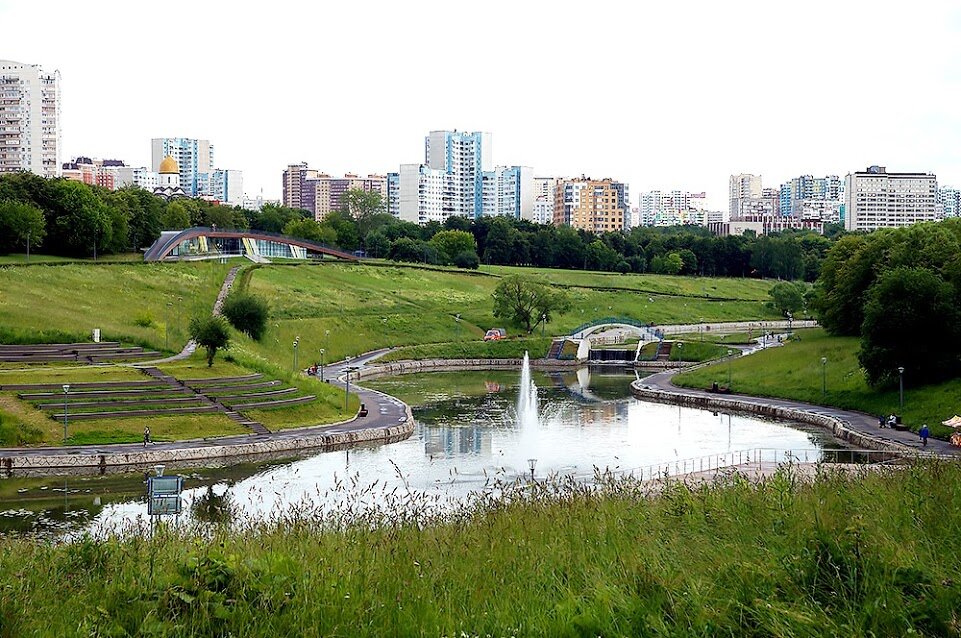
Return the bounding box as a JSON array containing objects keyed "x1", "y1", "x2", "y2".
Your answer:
[{"x1": 639, "y1": 366, "x2": 960, "y2": 455}]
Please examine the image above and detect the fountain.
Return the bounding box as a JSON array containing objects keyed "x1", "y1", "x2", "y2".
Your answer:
[
  {"x1": 517, "y1": 351, "x2": 539, "y2": 431},
  {"x1": 515, "y1": 352, "x2": 540, "y2": 477}
]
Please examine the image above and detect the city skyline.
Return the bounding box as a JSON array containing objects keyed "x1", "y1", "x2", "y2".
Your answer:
[{"x1": 3, "y1": 0, "x2": 960, "y2": 210}]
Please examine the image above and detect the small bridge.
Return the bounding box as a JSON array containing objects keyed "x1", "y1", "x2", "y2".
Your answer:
[
  {"x1": 143, "y1": 227, "x2": 359, "y2": 262},
  {"x1": 566, "y1": 317, "x2": 662, "y2": 362}
]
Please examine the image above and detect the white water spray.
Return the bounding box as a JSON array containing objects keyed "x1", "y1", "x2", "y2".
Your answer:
[{"x1": 517, "y1": 351, "x2": 539, "y2": 431}]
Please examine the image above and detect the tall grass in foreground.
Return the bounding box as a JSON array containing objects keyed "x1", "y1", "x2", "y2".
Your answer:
[{"x1": 1, "y1": 461, "x2": 960, "y2": 636}]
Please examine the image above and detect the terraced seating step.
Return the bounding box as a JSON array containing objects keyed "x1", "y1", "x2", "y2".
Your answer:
[
  {"x1": 20, "y1": 388, "x2": 193, "y2": 400},
  {"x1": 37, "y1": 397, "x2": 206, "y2": 410},
  {"x1": 0, "y1": 342, "x2": 120, "y2": 351},
  {"x1": 207, "y1": 387, "x2": 297, "y2": 401},
  {"x1": 1, "y1": 380, "x2": 169, "y2": 391},
  {"x1": 51, "y1": 405, "x2": 221, "y2": 421},
  {"x1": 182, "y1": 374, "x2": 263, "y2": 386},
  {"x1": 192, "y1": 380, "x2": 282, "y2": 393},
  {"x1": 228, "y1": 395, "x2": 316, "y2": 410},
  {"x1": 88, "y1": 351, "x2": 161, "y2": 361}
]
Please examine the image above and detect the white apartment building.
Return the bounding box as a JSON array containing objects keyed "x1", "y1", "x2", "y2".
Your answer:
[
  {"x1": 531, "y1": 177, "x2": 558, "y2": 224},
  {"x1": 0, "y1": 60, "x2": 61, "y2": 177},
  {"x1": 729, "y1": 173, "x2": 762, "y2": 218},
  {"x1": 425, "y1": 130, "x2": 492, "y2": 218},
  {"x1": 481, "y1": 165, "x2": 533, "y2": 219},
  {"x1": 844, "y1": 165, "x2": 938, "y2": 232},
  {"x1": 398, "y1": 163, "x2": 446, "y2": 224},
  {"x1": 639, "y1": 190, "x2": 709, "y2": 226},
  {"x1": 938, "y1": 186, "x2": 959, "y2": 219}
]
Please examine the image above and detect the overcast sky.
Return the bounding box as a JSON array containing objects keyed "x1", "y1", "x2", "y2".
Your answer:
[{"x1": 3, "y1": 0, "x2": 960, "y2": 208}]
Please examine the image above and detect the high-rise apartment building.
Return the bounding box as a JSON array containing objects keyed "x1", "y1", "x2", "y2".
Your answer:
[
  {"x1": 282, "y1": 162, "x2": 317, "y2": 211},
  {"x1": 554, "y1": 177, "x2": 630, "y2": 232},
  {"x1": 778, "y1": 175, "x2": 843, "y2": 220},
  {"x1": 302, "y1": 173, "x2": 388, "y2": 220},
  {"x1": 425, "y1": 130, "x2": 492, "y2": 219},
  {"x1": 639, "y1": 190, "x2": 709, "y2": 226},
  {"x1": 729, "y1": 174, "x2": 762, "y2": 218},
  {"x1": 844, "y1": 165, "x2": 938, "y2": 232},
  {"x1": 151, "y1": 138, "x2": 214, "y2": 197},
  {"x1": 481, "y1": 166, "x2": 533, "y2": 219},
  {"x1": 0, "y1": 60, "x2": 61, "y2": 178},
  {"x1": 387, "y1": 172, "x2": 400, "y2": 217},
  {"x1": 398, "y1": 163, "x2": 446, "y2": 224},
  {"x1": 531, "y1": 177, "x2": 559, "y2": 224},
  {"x1": 938, "y1": 186, "x2": 960, "y2": 219}
]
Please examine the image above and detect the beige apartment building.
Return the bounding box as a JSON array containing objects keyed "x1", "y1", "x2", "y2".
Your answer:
[{"x1": 553, "y1": 177, "x2": 630, "y2": 232}]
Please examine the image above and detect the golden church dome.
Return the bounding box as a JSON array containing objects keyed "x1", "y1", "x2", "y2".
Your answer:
[{"x1": 159, "y1": 155, "x2": 179, "y2": 174}]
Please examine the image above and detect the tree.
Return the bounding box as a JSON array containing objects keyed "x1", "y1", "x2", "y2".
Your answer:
[
  {"x1": 492, "y1": 275, "x2": 570, "y2": 333},
  {"x1": 429, "y1": 230, "x2": 477, "y2": 264},
  {"x1": 453, "y1": 250, "x2": 480, "y2": 269},
  {"x1": 858, "y1": 267, "x2": 961, "y2": 387},
  {"x1": 221, "y1": 292, "x2": 269, "y2": 341},
  {"x1": 0, "y1": 201, "x2": 45, "y2": 254},
  {"x1": 161, "y1": 201, "x2": 191, "y2": 230},
  {"x1": 768, "y1": 281, "x2": 806, "y2": 316},
  {"x1": 283, "y1": 218, "x2": 337, "y2": 245},
  {"x1": 189, "y1": 315, "x2": 231, "y2": 367}
]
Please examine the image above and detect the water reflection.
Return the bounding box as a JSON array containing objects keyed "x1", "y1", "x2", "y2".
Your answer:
[{"x1": 0, "y1": 367, "x2": 841, "y2": 537}]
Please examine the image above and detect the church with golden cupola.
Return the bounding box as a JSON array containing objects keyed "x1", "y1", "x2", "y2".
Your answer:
[{"x1": 152, "y1": 155, "x2": 187, "y2": 200}]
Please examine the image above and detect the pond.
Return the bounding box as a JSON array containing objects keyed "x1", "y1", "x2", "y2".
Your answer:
[{"x1": 0, "y1": 367, "x2": 843, "y2": 537}]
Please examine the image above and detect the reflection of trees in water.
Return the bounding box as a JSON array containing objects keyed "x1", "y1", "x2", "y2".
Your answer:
[{"x1": 190, "y1": 484, "x2": 238, "y2": 526}]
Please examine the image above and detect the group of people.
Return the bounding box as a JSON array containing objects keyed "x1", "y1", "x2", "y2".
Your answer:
[
  {"x1": 306, "y1": 363, "x2": 322, "y2": 377},
  {"x1": 877, "y1": 414, "x2": 930, "y2": 446}
]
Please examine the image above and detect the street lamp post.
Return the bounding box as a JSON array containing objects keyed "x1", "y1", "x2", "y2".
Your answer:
[
  {"x1": 325, "y1": 329, "x2": 330, "y2": 360},
  {"x1": 676, "y1": 341, "x2": 683, "y2": 362},
  {"x1": 62, "y1": 384, "x2": 70, "y2": 443},
  {"x1": 821, "y1": 357, "x2": 827, "y2": 398},
  {"x1": 786, "y1": 311, "x2": 793, "y2": 333},
  {"x1": 293, "y1": 336, "x2": 300, "y2": 373},
  {"x1": 541, "y1": 313, "x2": 546, "y2": 337},
  {"x1": 527, "y1": 458, "x2": 537, "y2": 481},
  {"x1": 344, "y1": 356, "x2": 352, "y2": 411},
  {"x1": 898, "y1": 366, "x2": 905, "y2": 410},
  {"x1": 165, "y1": 301, "x2": 172, "y2": 351},
  {"x1": 727, "y1": 349, "x2": 733, "y2": 386},
  {"x1": 319, "y1": 348, "x2": 326, "y2": 382}
]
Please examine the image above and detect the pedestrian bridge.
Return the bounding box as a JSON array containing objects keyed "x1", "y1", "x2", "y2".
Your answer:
[
  {"x1": 567, "y1": 317, "x2": 662, "y2": 361},
  {"x1": 144, "y1": 227, "x2": 359, "y2": 262}
]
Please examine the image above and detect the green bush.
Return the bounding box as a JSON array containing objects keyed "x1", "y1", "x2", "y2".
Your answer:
[
  {"x1": 189, "y1": 315, "x2": 231, "y2": 367},
  {"x1": 222, "y1": 292, "x2": 269, "y2": 341},
  {"x1": 453, "y1": 250, "x2": 479, "y2": 269},
  {"x1": 132, "y1": 311, "x2": 154, "y2": 328}
]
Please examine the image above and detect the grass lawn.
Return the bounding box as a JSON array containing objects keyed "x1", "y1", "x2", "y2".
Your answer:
[
  {"x1": 0, "y1": 364, "x2": 146, "y2": 386},
  {"x1": 0, "y1": 261, "x2": 232, "y2": 349},
  {"x1": 674, "y1": 329, "x2": 961, "y2": 439},
  {"x1": 378, "y1": 337, "x2": 552, "y2": 362},
  {"x1": 65, "y1": 413, "x2": 247, "y2": 445},
  {"x1": 670, "y1": 340, "x2": 730, "y2": 362},
  {"x1": 240, "y1": 263, "x2": 781, "y2": 370},
  {"x1": 3, "y1": 462, "x2": 960, "y2": 636}
]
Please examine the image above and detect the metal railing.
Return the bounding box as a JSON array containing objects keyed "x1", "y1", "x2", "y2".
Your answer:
[{"x1": 589, "y1": 447, "x2": 915, "y2": 483}]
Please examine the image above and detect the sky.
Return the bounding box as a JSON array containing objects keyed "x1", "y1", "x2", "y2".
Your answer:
[{"x1": 3, "y1": 0, "x2": 961, "y2": 209}]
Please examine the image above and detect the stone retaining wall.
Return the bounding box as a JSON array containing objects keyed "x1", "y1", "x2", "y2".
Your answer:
[
  {"x1": 0, "y1": 408, "x2": 415, "y2": 473},
  {"x1": 630, "y1": 382, "x2": 907, "y2": 452},
  {"x1": 355, "y1": 357, "x2": 689, "y2": 380}
]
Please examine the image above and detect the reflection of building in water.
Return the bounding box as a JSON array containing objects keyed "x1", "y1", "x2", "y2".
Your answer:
[
  {"x1": 560, "y1": 400, "x2": 628, "y2": 426},
  {"x1": 424, "y1": 426, "x2": 491, "y2": 458}
]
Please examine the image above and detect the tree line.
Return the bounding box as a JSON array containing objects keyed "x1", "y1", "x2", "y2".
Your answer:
[
  {"x1": 0, "y1": 172, "x2": 833, "y2": 282},
  {"x1": 812, "y1": 219, "x2": 961, "y2": 387}
]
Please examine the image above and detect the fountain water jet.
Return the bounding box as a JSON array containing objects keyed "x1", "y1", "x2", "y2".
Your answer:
[{"x1": 517, "y1": 351, "x2": 539, "y2": 431}]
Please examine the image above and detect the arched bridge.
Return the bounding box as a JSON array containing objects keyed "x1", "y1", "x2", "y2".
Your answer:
[
  {"x1": 143, "y1": 227, "x2": 359, "y2": 262},
  {"x1": 566, "y1": 317, "x2": 661, "y2": 362}
]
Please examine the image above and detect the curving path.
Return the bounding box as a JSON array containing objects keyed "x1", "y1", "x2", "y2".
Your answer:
[{"x1": 636, "y1": 366, "x2": 961, "y2": 455}]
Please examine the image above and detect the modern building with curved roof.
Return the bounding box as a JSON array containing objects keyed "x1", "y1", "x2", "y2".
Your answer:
[{"x1": 143, "y1": 227, "x2": 359, "y2": 262}]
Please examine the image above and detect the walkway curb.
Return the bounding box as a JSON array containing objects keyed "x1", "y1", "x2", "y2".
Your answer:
[
  {"x1": 0, "y1": 406, "x2": 415, "y2": 474},
  {"x1": 630, "y1": 382, "x2": 909, "y2": 452}
]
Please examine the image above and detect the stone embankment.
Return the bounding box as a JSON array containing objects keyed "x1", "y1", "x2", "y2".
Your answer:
[
  {"x1": 0, "y1": 406, "x2": 415, "y2": 475},
  {"x1": 631, "y1": 382, "x2": 906, "y2": 452}
]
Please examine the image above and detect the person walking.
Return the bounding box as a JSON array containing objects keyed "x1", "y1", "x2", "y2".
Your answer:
[
  {"x1": 143, "y1": 426, "x2": 151, "y2": 447},
  {"x1": 919, "y1": 424, "x2": 930, "y2": 448}
]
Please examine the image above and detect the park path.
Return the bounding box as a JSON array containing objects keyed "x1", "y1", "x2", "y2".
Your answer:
[{"x1": 638, "y1": 365, "x2": 960, "y2": 456}]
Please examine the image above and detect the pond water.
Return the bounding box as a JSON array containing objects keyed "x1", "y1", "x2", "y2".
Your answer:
[{"x1": 0, "y1": 367, "x2": 842, "y2": 537}]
